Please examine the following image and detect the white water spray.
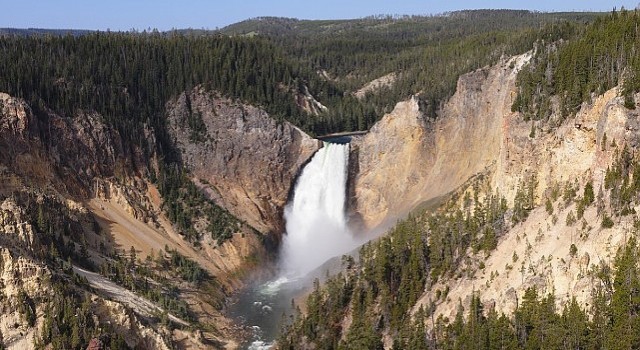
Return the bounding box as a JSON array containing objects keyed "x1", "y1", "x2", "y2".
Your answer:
[
  {"x1": 280, "y1": 142, "x2": 357, "y2": 276},
  {"x1": 241, "y1": 142, "x2": 356, "y2": 350}
]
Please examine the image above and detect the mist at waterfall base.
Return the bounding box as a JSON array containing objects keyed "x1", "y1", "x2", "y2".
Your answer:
[
  {"x1": 280, "y1": 142, "x2": 359, "y2": 277},
  {"x1": 228, "y1": 142, "x2": 364, "y2": 349}
]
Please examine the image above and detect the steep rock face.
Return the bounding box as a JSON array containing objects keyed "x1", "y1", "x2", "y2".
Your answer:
[
  {"x1": 0, "y1": 91, "x2": 272, "y2": 348},
  {"x1": 167, "y1": 87, "x2": 321, "y2": 234},
  {"x1": 351, "y1": 51, "x2": 640, "y2": 323},
  {"x1": 0, "y1": 93, "x2": 52, "y2": 189},
  {"x1": 350, "y1": 96, "x2": 432, "y2": 229},
  {"x1": 413, "y1": 85, "x2": 640, "y2": 323},
  {"x1": 353, "y1": 54, "x2": 531, "y2": 229},
  {"x1": 353, "y1": 72, "x2": 398, "y2": 99},
  {"x1": 0, "y1": 93, "x2": 137, "y2": 197}
]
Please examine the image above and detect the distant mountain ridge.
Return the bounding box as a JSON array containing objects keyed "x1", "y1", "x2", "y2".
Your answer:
[
  {"x1": 0, "y1": 9, "x2": 602, "y2": 38},
  {"x1": 220, "y1": 10, "x2": 601, "y2": 37},
  {"x1": 0, "y1": 28, "x2": 93, "y2": 36}
]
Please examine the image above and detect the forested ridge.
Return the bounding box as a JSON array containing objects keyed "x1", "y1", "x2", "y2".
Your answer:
[
  {"x1": 0, "y1": 32, "x2": 317, "y2": 145},
  {"x1": 0, "y1": 10, "x2": 601, "y2": 139},
  {"x1": 513, "y1": 8, "x2": 640, "y2": 123},
  {"x1": 224, "y1": 10, "x2": 601, "y2": 129}
]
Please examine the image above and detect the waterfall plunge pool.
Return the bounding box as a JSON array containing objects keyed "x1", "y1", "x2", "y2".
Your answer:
[{"x1": 226, "y1": 276, "x2": 305, "y2": 349}]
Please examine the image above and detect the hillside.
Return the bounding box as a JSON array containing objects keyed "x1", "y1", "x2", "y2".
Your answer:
[
  {"x1": 279, "y1": 9, "x2": 640, "y2": 350},
  {"x1": 223, "y1": 10, "x2": 601, "y2": 131}
]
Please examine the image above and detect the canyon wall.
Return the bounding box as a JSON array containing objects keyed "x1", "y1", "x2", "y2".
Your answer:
[
  {"x1": 352, "y1": 54, "x2": 532, "y2": 230},
  {"x1": 0, "y1": 87, "x2": 322, "y2": 348},
  {"x1": 166, "y1": 87, "x2": 321, "y2": 235},
  {"x1": 351, "y1": 53, "x2": 640, "y2": 324}
]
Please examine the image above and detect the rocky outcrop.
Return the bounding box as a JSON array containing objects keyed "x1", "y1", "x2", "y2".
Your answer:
[
  {"x1": 0, "y1": 196, "x2": 174, "y2": 350},
  {"x1": 91, "y1": 299, "x2": 172, "y2": 349},
  {"x1": 0, "y1": 247, "x2": 50, "y2": 349},
  {"x1": 167, "y1": 87, "x2": 321, "y2": 234},
  {"x1": 0, "y1": 93, "x2": 142, "y2": 198},
  {"x1": 352, "y1": 54, "x2": 531, "y2": 229},
  {"x1": 295, "y1": 85, "x2": 328, "y2": 115},
  {"x1": 353, "y1": 72, "x2": 398, "y2": 99},
  {"x1": 0, "y1": 198, "x2": 36, "y2": 246}
]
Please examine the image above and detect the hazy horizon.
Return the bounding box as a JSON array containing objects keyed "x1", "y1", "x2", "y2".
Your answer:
[{"x1": 1, "y1": 1, "x2": 636, "y2": 32}]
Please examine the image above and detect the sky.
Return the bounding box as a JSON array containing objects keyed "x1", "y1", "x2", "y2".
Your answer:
[{"x1": 1, "y1": 0, "x2": 638, "y2": 31}]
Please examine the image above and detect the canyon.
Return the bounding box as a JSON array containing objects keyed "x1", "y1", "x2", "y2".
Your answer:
[{"x1": 2, "y1": 35, "x2": 640, "y2": 350}]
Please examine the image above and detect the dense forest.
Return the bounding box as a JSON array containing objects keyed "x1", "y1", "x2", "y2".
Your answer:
[
  {"x1": 225, "y1": 10, "x2": 600, "y2": 129},
  {"x1": 0, "y1": 10, "x2": 601, "y2": 141},
  {"x1": 513, "y1": 8, "x2": 640, "y2": 123}
]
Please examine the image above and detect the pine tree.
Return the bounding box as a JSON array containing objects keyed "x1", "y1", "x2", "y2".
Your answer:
[
  {"x1": 562, "y1": 298, "x2": 589, "y2": 349},
  {"x1": 607, "y1": 238, "x2": 640, "y2": 349}
]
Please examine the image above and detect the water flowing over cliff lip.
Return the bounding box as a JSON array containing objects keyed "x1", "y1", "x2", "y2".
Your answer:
[
  {"x1": 317, "y1": 131, "x2": 368, "y2": 144},
  {"x1": 280, "y1": 142, "x2": 360, "y2": 277}
]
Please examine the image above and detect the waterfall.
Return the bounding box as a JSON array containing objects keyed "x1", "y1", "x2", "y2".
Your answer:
[
  {"x1": 234, "y1": 142, "x2": 356, "y2": 350},
  {"x1": 280, "y1": 142, "x2": 356, "y2": 276}
]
